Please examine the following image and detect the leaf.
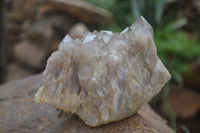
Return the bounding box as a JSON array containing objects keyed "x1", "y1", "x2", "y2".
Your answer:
[
  {"x1": 130, "y1": 0, "x2": 142, "y2": 19},
  {"x1": 168, "y1": 17, "x2": 187, "y2": 31}
]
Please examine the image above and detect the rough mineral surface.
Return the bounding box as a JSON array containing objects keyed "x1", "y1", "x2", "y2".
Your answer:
[{"x1": 35, "y1": 16, "x2": 171, "y2": 127}]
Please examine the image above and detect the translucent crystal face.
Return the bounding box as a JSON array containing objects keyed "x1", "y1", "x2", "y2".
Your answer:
[{"x1": 35, "y1": 16, "x2": 171, "y2": 127}]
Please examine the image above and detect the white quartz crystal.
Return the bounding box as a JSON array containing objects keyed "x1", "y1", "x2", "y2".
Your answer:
[{"x1": 35, "y1": 16, "x2": 171, "y2": 127}]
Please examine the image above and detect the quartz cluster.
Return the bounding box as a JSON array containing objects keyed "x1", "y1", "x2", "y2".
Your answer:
[{"x1": 35, "y1": 16, "x2": 171, "y2": 127}]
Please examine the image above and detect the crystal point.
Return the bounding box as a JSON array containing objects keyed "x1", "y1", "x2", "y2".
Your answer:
[{"x1": 35, "y1": 16, "x2": 171, "y2": 127}]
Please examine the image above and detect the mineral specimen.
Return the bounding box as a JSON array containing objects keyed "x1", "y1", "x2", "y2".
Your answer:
[{"x1": 35, "y1": 16, "x2": 171, "y2": 127}]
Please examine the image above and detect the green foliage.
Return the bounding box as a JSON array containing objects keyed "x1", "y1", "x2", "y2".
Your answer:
[
  {"x1": 85, "y1": 0, "x2": 182, "y2": 29},
  {"x1": 130, "y1": 0, "x2": 176, "y2": 28},
  {"x1": 154, "y1": 23, "x2": 200, "y2": 84},
  {"x1": 180, "y1": 125, "x2": 190, "y2": 133},
  {"x1": 84, "y1": 0, "x2": 134, "y2": 29}
]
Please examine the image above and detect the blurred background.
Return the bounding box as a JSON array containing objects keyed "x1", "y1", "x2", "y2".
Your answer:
[{"x1": 0, "y1": 0, "x2": 200, "y2": 132}]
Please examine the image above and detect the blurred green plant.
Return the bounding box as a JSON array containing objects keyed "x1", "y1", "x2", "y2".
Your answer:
[
  {"x1": 85, "y1": 0, "x2": 184, "y2": 29},
  {"x1": 154, "y1": 19, "x2": 200, "y2": 85},
  {"x1": 84, "y1": 0, "x2": 134, "y2": 30},
  {"x1": 130, "y1": 0, "x2": 176, "y2": 28}
]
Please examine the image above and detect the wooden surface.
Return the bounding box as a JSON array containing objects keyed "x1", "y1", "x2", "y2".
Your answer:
[{"x1": 0, "y1": 74, "x2": 174, "y2": 133}]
